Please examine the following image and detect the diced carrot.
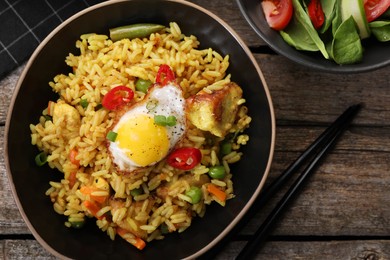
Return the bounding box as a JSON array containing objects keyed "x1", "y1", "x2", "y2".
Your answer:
[
  {"x1": 117, "y1": 227, "x2": 146, "y2": 250},
  {"x1": 83, "y1": 200, "x2": 104, "y2": 219},
  {"x1": 68, "y1": 171, "x2": 77, "y2": 188},
  {"x1": 69, "y1": 149, "x2": 80, "y2": 166},
  {"x1": 116, "y1": 227, "x2": 128, "y2": 237},
  {"x1": 80, "y1": 186, "x2": 108, "y2": 204},
  {"x1": 133, "y1": 237, "x2": 146, "y2": 250},
  {"x1": 207, "y1": 184, "x2": 227, "y2": 202}
]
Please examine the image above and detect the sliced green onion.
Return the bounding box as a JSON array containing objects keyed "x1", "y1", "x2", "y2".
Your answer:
[
  {"x1": 80, "y1": 99, "x2": 89, "y2": 109},
  {"x1": 166, "y1": 115, "x2": 177, "y2": 126},
  {"x1": 146, "y1": 99, "x2": 158, "y2": 111},
  {"x1": 154, "y1": 115, "x2": 167, "y2": 126},
  {"x1": 154, "y1": 115, "x2": 177, "y2": 126},
  {"x1": 135, "y1": 78, "x2": 152, "y2": 93},
  {"x1": 106, "y1": 131, "x2": 118, "y2": 142},
  {"x1": 44, "y1": 115, "x2": 52, "y2": 122},
  {"x1": 160, "y1": 223, "x2": 170, "y2": 234},
  {"x1": 35, "y1": 152, "x2": 48, "y2": 166},
  {"x1": 70, "y1": 220, "x2": 85, "y2": 229}
]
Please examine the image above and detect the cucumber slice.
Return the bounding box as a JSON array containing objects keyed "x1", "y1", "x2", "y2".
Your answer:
[{"x1": 340, "y1": 0, "x2": 371, "y2": 39}]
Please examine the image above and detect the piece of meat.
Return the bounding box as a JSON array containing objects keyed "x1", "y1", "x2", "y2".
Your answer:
[{"x1": 186, "y1": 82, "x2": 243, "y2": 137}]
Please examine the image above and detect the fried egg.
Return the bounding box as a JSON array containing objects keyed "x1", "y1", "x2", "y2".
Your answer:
[{"x1": 108, "y1": 83, "x2": 186, "y2": 172}]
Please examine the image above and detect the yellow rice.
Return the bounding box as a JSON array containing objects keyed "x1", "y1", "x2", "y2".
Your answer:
[{"x1": 30, "y1": 22, "x2": 251, "y2": 249}]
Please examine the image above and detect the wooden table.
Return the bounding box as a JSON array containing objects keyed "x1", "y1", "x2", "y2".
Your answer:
[{"x1": 1, "y1": 0, "x2": 390, "y2": 259}]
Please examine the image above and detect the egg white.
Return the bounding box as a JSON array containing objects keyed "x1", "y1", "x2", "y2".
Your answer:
[{"x1": 109, "y1": 83, "x2": 187, "y2": 172}]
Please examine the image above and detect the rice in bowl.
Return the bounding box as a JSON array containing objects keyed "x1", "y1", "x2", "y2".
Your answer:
[{"x1": 29, "y1": 22, "x2": 251, "y2": 250}]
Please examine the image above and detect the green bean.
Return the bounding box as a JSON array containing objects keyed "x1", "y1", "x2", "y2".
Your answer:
[
  {"x1": 208, "y1": 165, "x2": 226, "y2": 179},
  {"x1": 109, "y1": 23, "x2": 165, "y2": 41},
  {"x1": 185, "y1": 186, "x2": 202, "y2": 204}
]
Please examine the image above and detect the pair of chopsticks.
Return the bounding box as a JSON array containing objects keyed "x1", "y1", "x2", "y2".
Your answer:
[{"x1": 236, "y1": 103, "x2": 362, "y2": 260}]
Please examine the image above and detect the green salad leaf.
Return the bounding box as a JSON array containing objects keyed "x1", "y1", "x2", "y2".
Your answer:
[
  {"x1": 331, "y1": 16, "x2": 363, "y2": 64},
  {"x1": 369, "y1": 20, "x2": 390, "y2": 42},
  {"x1": 280, "y1": 16, "x2": 320, "y2": 52},
  {"x1": 281, "y1": 0, "x2": 329, "y2": 59},
  {"x1": 319, "y1": 0, "x2": 337, "y2": 34},
  {"x1": 277, "y1": 0, "x2": 390, "y2": 65}
]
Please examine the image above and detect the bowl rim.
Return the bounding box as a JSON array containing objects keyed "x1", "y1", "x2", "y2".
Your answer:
[
  {"x1": 4, "y1": 0, "x2": 276, "y2": 258},
  {"x1": 236, "y1": 0, "x2": 390, "y2": 73}
]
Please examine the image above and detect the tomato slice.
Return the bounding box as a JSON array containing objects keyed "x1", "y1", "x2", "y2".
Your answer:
[
  {"x1": 307, "y1": 0, "x2": 325, "y2": 29},
  {"x1": 261, "y1": 0, "x2": 293, "y2": 31},
  {"x1": 167, "y1": 147, "x2": 202, "y2": 170},
  {"x1": 156, "y1": 64, "x2": 175, "y2": 86},
  {"x1": 364, "y1": 0, "x2": 390, "y2": 22},
  {"x1": 102, "y1": 86, "x2": 134, "y2": 110}
]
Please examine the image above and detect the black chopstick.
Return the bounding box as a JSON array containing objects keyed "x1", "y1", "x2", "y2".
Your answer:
[
  {"x1": 252, "y1": 103, "x2": 362, "y2": 211},
  {"x1": 235, "y1": 104, "x2": 362, "y2": 260}
]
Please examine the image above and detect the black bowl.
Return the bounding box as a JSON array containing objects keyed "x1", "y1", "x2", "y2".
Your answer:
[
  {"x1": 236, "y1": 0, "x2": 390, "y2": 73},
  {"x1": 5, "y1": 0, "x2": 275, "y2": 259}
]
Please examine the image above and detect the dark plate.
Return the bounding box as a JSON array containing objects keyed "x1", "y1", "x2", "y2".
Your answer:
[
  {"x1": 5, "y1": 0, "x2": 275, "y2": 259},
  {"x1": 236, "y1": 0, "x2": 390, "y2": 73}
]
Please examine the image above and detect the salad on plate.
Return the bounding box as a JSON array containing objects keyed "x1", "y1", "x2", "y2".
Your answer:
[{"x1": 261, "y1": 0, "x2": 390, "y2": 64}]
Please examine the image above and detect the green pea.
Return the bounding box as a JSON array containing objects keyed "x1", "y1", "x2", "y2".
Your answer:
[
  {"x1": 130, "y1": 187, "x2": 143, "y2": 197},
  {"x1": 185, "y1": 186, "x2": 202, "y2": 204},
  {"x1": 135, "y1": 78, "x2": 152, "y2": 93},
  {"x1": 220, "y1": 141, "x2": 232, "y2": 155},
  {"x1": 208, "y1": 165, "x2": 226, "y2": 179}
]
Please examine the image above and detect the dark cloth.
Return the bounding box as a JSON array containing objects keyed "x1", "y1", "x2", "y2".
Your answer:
[{"x1": 0, "y1": 0, "x2": 106, "y2": 79}]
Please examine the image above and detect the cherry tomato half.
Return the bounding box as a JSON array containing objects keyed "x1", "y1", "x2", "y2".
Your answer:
[
  {"x1": 261, "y1": 0, "x2": 293, "y2": 31},
  {"x1": 364, "y1": 0, "x2": 390, "y2": 22},
  {"x1": 167, "y1": 147, "x2": 202, "y2": 170},
  {"x1": 156, "y1": 64, "x2": 175, "y2": 86},
  {"x1": 102, "y1": 86, "x2": 134, "y2": 110},
  {"x1": 307, "y1": 0, "x2": 325, "y2": 30}
]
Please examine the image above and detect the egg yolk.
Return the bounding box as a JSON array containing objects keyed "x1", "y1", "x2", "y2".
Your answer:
[{"x1": 115, "y1": 114, "x2": 170, "y2": 166}]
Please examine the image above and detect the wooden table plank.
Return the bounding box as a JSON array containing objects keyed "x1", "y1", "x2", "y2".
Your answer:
[
  {"x1": 255, "y1": 54, "x2": 390, "y2": 126},
  {"x1": 216, "y1": 240, "x2": 390, "y2": 260},
  {"x1": 1, "y1": 0, "x2": 390, "y2": 258},
  {"x1": 242, "y1": 150, "x2": 390, "y2": 236},
  {"x1": 2, "y1": 239, "x2": 390, "y2": 260}
]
